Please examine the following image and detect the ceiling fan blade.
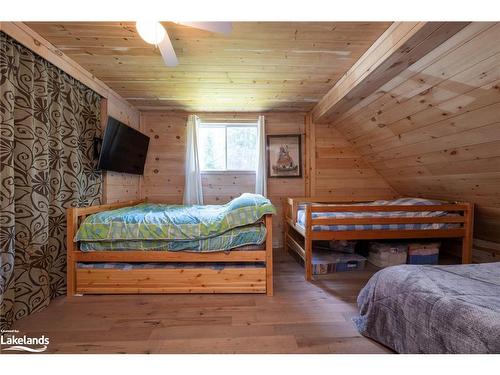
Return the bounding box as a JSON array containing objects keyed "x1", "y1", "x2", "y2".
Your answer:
[
  {"x1": 158, "y1": 30, "x2": 178, "y2": 67},
  {"x1": 178, "y1": 22, "x2": 232, "y2": 34}
]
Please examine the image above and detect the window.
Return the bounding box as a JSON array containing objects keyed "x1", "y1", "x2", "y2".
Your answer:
[{"x1": 199, "y1": 123, "x2": 258, "y2": 171}]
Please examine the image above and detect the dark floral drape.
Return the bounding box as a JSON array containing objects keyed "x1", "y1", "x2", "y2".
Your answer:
[{"x1": 0, "y1": 32, "x2": 102, "y2": 330}]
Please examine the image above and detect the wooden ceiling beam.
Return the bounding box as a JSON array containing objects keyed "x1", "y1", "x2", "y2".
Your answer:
[{"x1": 311, "y1": 22, "x2": 470, "y2": 124}]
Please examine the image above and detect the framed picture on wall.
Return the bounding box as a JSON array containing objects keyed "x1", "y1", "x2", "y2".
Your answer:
[{"x1": 267, "y1": 134, "x2": 302, "y2": 178}]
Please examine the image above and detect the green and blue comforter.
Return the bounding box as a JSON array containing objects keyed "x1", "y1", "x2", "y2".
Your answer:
[
  {"x1": 79, "y1": 224, "x2": 266, "y2": 252},
  {"x1": 75, "y1": 193, "x2": 275, "y2": 252}
]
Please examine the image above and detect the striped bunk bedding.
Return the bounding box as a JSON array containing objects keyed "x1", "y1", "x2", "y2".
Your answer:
[{"x1": 296, "y1": 197, "x2": 457, "y2": 232}]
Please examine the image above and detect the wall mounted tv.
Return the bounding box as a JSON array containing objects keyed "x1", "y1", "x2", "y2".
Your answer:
[{"x1": 98, "y1": 117, "x2": 150, "y2": 175}]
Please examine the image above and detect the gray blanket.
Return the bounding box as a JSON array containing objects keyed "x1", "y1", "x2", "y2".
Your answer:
[{"x1": 354, "y1": 262, "x2": 500, "y2": 353}]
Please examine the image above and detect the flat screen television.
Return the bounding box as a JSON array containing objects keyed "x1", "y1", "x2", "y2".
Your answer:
[{"x1": 97, "y1": 117, "x2": 150, "y2": 175}]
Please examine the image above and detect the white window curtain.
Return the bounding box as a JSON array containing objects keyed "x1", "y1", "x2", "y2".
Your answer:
[
  {"x1": 255, "y1": 115, "x2": 267, "y2": 197},
  {"x1": 183, "y1": 114, "x2": 204, "y2": 205}
]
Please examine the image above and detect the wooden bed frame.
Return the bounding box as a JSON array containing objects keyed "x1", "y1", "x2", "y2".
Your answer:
[
  {"x1": 283, "y1": 196, "x2": 474, "y2": 280},
  {"x1": 67, "y1": 199, "x2": 273, "y2": 296}
]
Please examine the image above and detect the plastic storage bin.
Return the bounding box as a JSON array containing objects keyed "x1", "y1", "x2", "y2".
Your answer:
[
  {"x1": 313, "y1": 240, "x2": 357, "y2": 254},
  {"x1": 312, "y1": 251, "x2": 366, "y2": 275},
  {"x1": 407, "y1": 242, "x2": 440, "y2": 265},
  {"x1": 367, "y1": 242, "x2": 407, "y2": 268}
]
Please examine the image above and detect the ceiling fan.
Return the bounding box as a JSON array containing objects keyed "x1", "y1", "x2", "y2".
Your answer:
[{"x1": 136, "y1": 21, "x2": 232, "y2": 67}]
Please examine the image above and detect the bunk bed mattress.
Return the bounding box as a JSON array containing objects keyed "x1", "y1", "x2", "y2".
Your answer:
[
  {"x1": 296, "y1": 197, "x2": 453, "y2": 231},
  {"x1": 354, "y1": 262, "x2": 500, "y2": 353},
  {"x1": 79, "y1": 224, "x2": 266, "y2": 252},
  {"x1": 75, "y1": 193, "x2": 276, "y2": 242}
]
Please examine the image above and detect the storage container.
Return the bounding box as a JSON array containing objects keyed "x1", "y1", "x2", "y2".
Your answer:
[
  {"x1": 313, "y1": 240, "x2": 357, "y2": 254},
  {"x1": 407, "y1": 242, "x2": 440, "y2": 265},
  {"x1": 312, "y1": 251, "x2": 366, "y2": 275},
  {"x1": 329, "y1": 240, "x2": 357, "y2": 254},
  {"x1": 367, "y1": 242, "x2": 407, "y2": 268}
]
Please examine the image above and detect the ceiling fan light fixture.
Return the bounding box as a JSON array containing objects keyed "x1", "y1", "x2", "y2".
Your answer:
[
  {"x1": 136, "y1": 21, "x2": 166, "y2": 45},
  {"x1": 134, "y1": 21, "x2": 232, "y2": 68}
]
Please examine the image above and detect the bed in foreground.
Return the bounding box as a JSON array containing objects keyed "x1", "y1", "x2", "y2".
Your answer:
[
  {"x1": 67, "y1": 194, "x2": 275, "y2": 296},
  {"x1": 355, "y1": 262, "x2": 500, "y2": 353}
]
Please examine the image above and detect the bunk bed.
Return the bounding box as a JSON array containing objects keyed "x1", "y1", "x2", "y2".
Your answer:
[
  {"x1": 67, "y1": 195, "x2": 275, "y2": 296},
  {"x1": 283, "y1": 196, "x2": 474, "y2": 280}
]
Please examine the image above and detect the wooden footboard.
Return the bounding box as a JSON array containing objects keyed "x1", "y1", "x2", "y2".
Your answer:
[
  {"x1": 66, "y1": 200, "x2": 273, "y2": 296},
  {"x1": 283, "y1": 196, "x2": 474, "y2": 281}
]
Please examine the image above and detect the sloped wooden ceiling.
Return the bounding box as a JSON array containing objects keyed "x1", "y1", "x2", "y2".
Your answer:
[
  {"x1": 24, "y1": 22, "x2": 391, "y2": 111},
  {"x1": 322, "y1": 22, "x2": 500, "y2": 246}
]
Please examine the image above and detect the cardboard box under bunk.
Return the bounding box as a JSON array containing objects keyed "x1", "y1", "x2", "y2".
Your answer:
[
  {"x1": 367, "y1": 242, "x2": 408, "y2": 268},
  {"x1": 366, "y1": 241, "x2": 441, "y2": 267}
]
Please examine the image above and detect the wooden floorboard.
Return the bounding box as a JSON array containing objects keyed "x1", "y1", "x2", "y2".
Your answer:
[{"x1": 10, "y1": 249, "x2": 392, "y2": 354}]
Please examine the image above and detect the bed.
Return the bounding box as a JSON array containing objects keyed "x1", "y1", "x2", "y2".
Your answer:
[
  {"x1": 283, "y1": 196, "x2": 474, "y2": 280},
  {"x1": 67, "y1": 194, "x2": 275, "y2": 296},
  {"x1": 355, "y1": 262, "x2": 500, "y2": 353}
]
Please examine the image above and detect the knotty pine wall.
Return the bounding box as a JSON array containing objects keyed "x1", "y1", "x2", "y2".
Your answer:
[
  {"x1": 323, "y1": 22, "x2": 500, "y2": 260},
  {"x1": 309, "y1": 120, "x2": 397, "y2": 200}
]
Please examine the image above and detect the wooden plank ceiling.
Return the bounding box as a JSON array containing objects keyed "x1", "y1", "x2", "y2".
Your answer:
[{"x1": 25, "y1": 22, "x2": 391, "y2": 112}]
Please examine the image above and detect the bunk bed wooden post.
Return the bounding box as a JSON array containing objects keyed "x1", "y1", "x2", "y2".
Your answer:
[
  {"x1": 462, "y1": 202, "x2": 474, "y2": 264},
  {"x1": 291, "y1": 199, "x2": 298, "y2": 223},
  {"x1": 282, "y1": 199, "x2": 289, "y2": 254},
  {"x1": 66, "y1": 206, "x2": 78, "y2": 297},
  {"x1": 265, "y1": 214, "x2": 274, "y2": 296},
  {"x1": 305, "y1": 204, "x2": 313, "y2": 281}
]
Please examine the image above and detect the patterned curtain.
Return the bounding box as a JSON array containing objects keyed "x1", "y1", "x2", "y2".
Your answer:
[{"x1": 0, "y1": 32, "x2": 102, "y2": 330}]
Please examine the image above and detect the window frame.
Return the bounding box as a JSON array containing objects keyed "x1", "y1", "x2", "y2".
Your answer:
[{"x1": 198, "y1": 122, "x2": 258, "y2": 173}]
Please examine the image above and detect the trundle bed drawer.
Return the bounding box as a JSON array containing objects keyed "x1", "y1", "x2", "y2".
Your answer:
[{"x1": 76, "y1": 265, "x2": 267, "y2": 294}]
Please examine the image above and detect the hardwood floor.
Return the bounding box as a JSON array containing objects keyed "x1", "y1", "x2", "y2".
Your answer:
[{"x1": 11, "y1": 249, "x2": 392, "y2": 354}]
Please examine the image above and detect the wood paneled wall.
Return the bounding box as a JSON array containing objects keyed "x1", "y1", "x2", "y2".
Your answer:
[
  {"x1": 140, "y1": 111, "x2": 188, "y2": 203},
  {"x1": 325, "y1": 22, "x2": 500, "y2": 253},
  {"x1": 310, "y1": 121, "x2": 397, "y2": 199},
  {"x1": 140, "y1": 112, "x2": 307, "y2": 247}
]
